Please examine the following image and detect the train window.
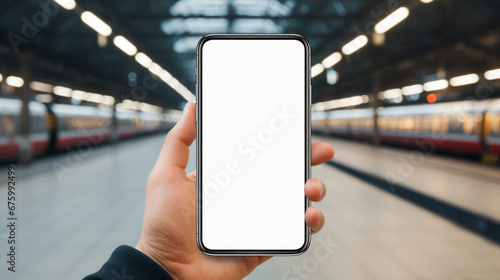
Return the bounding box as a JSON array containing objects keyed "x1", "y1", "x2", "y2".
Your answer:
[
  {"x1": 475, "y1": 114, "x2": 483, "y2": 136},
  {"x1": 363, "y1": 118, "x2": 372, "y2": 130},
  {"x1": 462, "y1": 114, "x2": 474, "y2": 135},
  {"x1": 1, "y1": 115, "x2": 16, "y2": 137},
  {"x1": 403, "y1": 116, "x2": 414, "y2": 131},
  {"x1": 397, "y1": 117, "x2": 405, "y2": 131},
  {"x1": 389, "y1": 117, "x2": 398, "y2": 131},
  {"x1": 414, "y1": 115, "x2": 422, "y2": 132},
  {"x1": 423, "y1": 115, "x2": 432, "y2": 132},
  {"x1": 441, "y1": 115, "x2": 449, "y2": 133},
  {"x1": 491, "y1": 114, "x2": 500, "y2": 136},
  {"x1": 448, "y1": 115, "x2": 460, "y2": 134},
  {"x1": 431, "y1": 115, "x2": 441, "y2": 133},
  {"x1": 377, "y1": 117, "x2": 386, "y2": 130}
]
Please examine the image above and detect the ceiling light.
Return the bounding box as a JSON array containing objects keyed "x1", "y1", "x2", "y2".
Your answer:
[
  {"x1": 341, "y1": 35, "x2": 368, "y2": 55},
  {"x1": 383, "y1": 88, "x2": 402, "y2": 99},
  {"x1": 484, "y1": 68, "x2": 500, "y2": 80},
  {"x1": 30, "y1": 81, "x2": 54, "y2": 93},
  {"x1": 135, "y1": 52, "x2": 152, "y2": 68},
  {"x1": 6, "y1": 76, "x2": 24, "y2": 88},
  {"x1": 311, "y1": 63, "x2": 324, "y2": 78},
  {"x1": 88, "y1": 93, "x2": 104, "y2": 103},
  {"x1": 0, "y1": 74, "x2": 3, "y2": 82},
  {"x1": 102, "y1": 96, "x2": 115, "y2": 105},
  {"x1": 113, "y1": 36, "x2": 137, "y2": 56},
  {"x1": 72, "y1": 90, "x2": 89, "y2": 100},
  {"x1": 374, "y1": 7, "x2": 410, "y2": 34},
  {"x1": 148, "y1": 62, "x2": 162, "y2": 76},
  {"x1": 81, "y1": 11, "x2": 112, "y2": 36},
  {"x1": 321, "y1": 52, "x2": 342, "y2": 68},
  {"x1": 423, "y1": 79, "x2": 449, "y2": 91},
  {"x1": 312, "y1": 95, "x2": 369, "y2": 111},
  {"x1": 450, "y1": 73, "x2": 479, "y2": 86},
  {"x1": 420, "y1": 0, "x2": 434, "y2": 3},
  {"x1": 159, "y1": 69, "x2": 174, "y2": 83},
  {"x1": 402, "y1": 84, "x2": 423, "y2": 95},
  {"x1": 53, "y1": 0, "x2": 76, "y2": 10},
  {"x1": 53, "y1": 86, "x2": 73, "y2": 97}
]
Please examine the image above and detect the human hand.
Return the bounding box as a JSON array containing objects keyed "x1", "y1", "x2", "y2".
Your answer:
[{"x1": 136, "y1": 102, "x2": 334, "y2": 280}]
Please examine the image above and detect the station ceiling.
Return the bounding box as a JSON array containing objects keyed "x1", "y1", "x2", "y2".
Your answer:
[{"x1": 1, "y1": 0, "x2": 499, "y2": 109}]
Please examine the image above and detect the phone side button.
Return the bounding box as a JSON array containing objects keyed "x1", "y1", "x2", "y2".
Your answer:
[
  {"x1": 309, "y1": 85, "x2": 312, "y2": 107},
  {"x1": 195, "y1": 105, "x2": 198, "y2": 123}
]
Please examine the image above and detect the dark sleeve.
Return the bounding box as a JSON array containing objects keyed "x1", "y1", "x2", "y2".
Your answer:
[{"x1": 83, "y1": 245, "x2": 174, "y2": 280}]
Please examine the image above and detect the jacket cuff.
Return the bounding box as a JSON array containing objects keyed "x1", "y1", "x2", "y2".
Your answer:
[{"x1": 83, "y1": 245, "x2": 173, "y2": 280}]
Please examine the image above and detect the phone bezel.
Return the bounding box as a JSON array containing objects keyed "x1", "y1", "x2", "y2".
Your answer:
[{"x1": 196, "y1": 34, "x2": 312, "y2": 256}]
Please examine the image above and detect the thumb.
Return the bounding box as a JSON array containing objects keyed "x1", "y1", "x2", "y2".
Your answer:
[{"x1": 155, "y1": 102, "x2": 196, "y2": 172}]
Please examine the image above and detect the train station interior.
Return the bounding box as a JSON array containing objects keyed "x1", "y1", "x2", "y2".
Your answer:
[{"x1": 1, "y1": 0, "x2": 500, "y2": 279}]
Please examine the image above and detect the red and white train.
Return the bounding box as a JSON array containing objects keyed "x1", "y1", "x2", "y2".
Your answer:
[
  {"x1": 312, "y1": 98, "x2": 500, "y2": 156},
  {"x1": 0, "y1": 97, "x2": 176, "y2": 162}
]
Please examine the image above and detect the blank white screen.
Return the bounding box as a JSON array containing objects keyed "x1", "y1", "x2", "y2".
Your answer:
[{"x1": 201, "y1": 39, "x2": 306, "y2": 250}]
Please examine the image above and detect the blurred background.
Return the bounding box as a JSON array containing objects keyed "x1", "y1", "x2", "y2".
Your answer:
[{"x1": 0, "y1": 0, "x2": 500, "y2": 279}]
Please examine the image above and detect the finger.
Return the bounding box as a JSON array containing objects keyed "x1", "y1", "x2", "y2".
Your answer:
[
  {"x1": 187, "y1": 170, "x2": 196, "y2": 183},
  {"x1": 156, "y1": 102, "x2": 196, "y2": 170},
  {"x1": 305, "y1": 178, "x2": 326, "y2": 202},
  {"x1": 306, "y1": 207, "x2": 325, "y2": 234},
  {"x1": 312, "y1": 142, "x2": 334, "y2": 166}
]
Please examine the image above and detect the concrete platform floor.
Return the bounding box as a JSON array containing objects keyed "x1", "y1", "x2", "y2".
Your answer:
[{"x1": 0, "y1": 134, "x2": 498, "y2": 279}]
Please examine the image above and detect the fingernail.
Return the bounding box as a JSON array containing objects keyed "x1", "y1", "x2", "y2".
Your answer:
[{"x1": 316, "y1": 181, "x2": 324, "y2": 198}]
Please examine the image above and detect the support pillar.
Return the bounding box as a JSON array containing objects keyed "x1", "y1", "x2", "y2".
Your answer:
[
  {"x1": 19, "y1": 52, "x2": 34, "y2": 164},
  {"x1": 111, "y1": 99, "x2": 118, "y2": 142},
  {"x1": 372, "y1": 71, "x2": 382, "y2": 146}
]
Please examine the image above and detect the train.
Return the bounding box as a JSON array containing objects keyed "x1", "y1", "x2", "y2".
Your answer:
[
  {"x1": 0, "y1": 97, "x2": 177, "y2": 162},
  {"x1": 312, "y1": 98, "x2": 500, "y2": 158}
]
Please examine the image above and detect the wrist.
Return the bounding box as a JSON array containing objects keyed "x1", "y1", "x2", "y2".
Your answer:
[{"x1": 135, "y1": 239, "x2": 183, "y2": 280}]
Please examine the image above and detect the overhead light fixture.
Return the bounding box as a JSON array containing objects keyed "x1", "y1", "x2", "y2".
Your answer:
[
  {"x1": 53, "y1": 86, "x2": 73, "y2": 97},
  {"x1": 383, "y1": 88, "x2": 402, "y2": 99},
  {"x1": 30, "y1": 81, "x2": 54, "y2": 93},
  {"x1": 423, "y1": 79, "x2": 448, "y2": 91},
  {"x1": 135, "y1": 52, "x2": 152, "y2": 68},
  {"x1": 102, "y1": 96, "x2": 115, "y2": 105},
  {"x1": 341, "y1": 35, "x2": 368, "y2": 55},
  {"x1": 484, "y1": 68, "x2": 500, "y2": 80},
  {"x1": 311, "y1": 63, "x2": 324, "y2": 78},
  {"x1": 420, "y1": 0, "x2": 434, "y2": 3},
  {"x1": 374, "y1": 7, "x2": 410, "y2": 34},
  {"x1": 402, "y1": 84, "x2": 423, "y2": 95},
  {"x1": 53, "y1": 0, "x2": 76, "y2": 10},
  {"x1": 450, "y1": 73, "x2": 479, "y2": 86},
  {"x1": 72, "y1": 90, "x2": 90, "y2": 100},
  {"x1": 148, "y1": 62, "x2": 162, "y2": 76},
  {"x1": 113, "y1": 36, "x2": 137, "y2": 56},
  {"x1": 87, "y1": 93, "x2": 104, "y2": 103},
  {"x1": 159, "y1": 69, "x2": 174, "y2": 83},
  {"x1": 81, "y1": 11, "x2": 112, "y2": 36},
  {"x1": 312, "y1": 95, "x2": 369, "y2": 111},
  {"x1": 0, "y1": 74, "x2": 3, "y2": 82},
  {"x1": 167, "y1": 78, "x2": 182, "y2": 91},
  {"x1": 321, "y1": 52, "x2": 342, "y2": 68},
  {"x1": 6, "y1": 76, "x2": 24, "y2": 88}
]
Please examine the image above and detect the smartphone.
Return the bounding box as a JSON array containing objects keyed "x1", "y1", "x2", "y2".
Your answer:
[{"x1": 196, "y1": 34, "x2": 311, "y2": 255}]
